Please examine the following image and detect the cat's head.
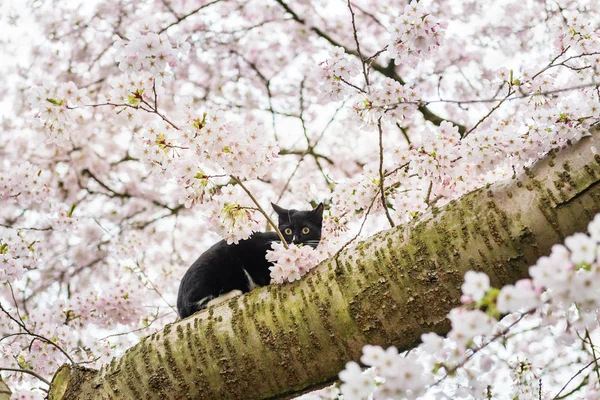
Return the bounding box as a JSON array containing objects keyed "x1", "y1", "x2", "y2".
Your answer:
[{"x1": 271, "y1": 202, "x2": 324, "y2": 247}]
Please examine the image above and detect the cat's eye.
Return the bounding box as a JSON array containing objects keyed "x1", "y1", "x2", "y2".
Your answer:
[
  {"x1": 302, "y1": 227, "x2": 310, "y2": 234},
  {"x1": 284, "y1": 228, "x2": 292, "y2": 235}
]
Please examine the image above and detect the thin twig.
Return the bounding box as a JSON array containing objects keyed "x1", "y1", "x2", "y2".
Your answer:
[
  {"x1": 425, "y1": 180, "x2": 433, "y2": 206},
  {"x1": 332, "y1": 187, "x2": 380, "y2": 264},
  {"x1": 7, "y1": 282, "x2": 26, "y2": 328},
  {"x1": 553, "y1": 357, "x2": 600, "y2": 399},
  {"x1": 433, "y1": 308, "x2": 535, "y2": 386},
  {"x1": 231, "y1": 177, "x2": 289, "y2": 248},
  {"x1": 99, "y1": 310, "x2": 168, "y2": 341},
  {"x1": 140, "y1": 99, "x2": 181, "y2": 130},
  {"x1": 584, "y1": 330, "x2": 600, "y2": 384},
  {"x1": 0, "y1": 302, "x2": 75, "y2": 364},
  {"x1": 362, "y1": 81, "x2": 599, "y2": 121},
  {"x1": 377, "y1": 118, "x2": 395, "y2": 228},
  {"x1": 338, "y1": 76, "x2": 366, "y2": 93},
  {"x1": 134, "y1": 262, "x2": 177, "y2": 315},
  {"x1": 0, "y1": 223, "x2": 51, "y2": 231},
  {"x1": 347, "y1": 0, "x2": 369, "y2": 88},
  {"x1": 464, "y1": 89, "x2": 514, "y2": 137},
  {"x1": 0, "y1": 367, "x2": 50, "y2": 386},
  {"x1": 158, "y1": 0, "x2": 224, "y2": 33}
]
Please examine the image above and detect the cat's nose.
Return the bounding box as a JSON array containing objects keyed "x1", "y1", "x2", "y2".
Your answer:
[{"x1": 292, "y1": 236, "x2": 300, "y2": 244}]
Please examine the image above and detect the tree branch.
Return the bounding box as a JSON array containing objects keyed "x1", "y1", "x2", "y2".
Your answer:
[
  {"x1": 0, "y1": 367, "x2": 50, "y2": 387},
  {"x1": 48, "y1": 133, "x2": 600, "y2": 399}
]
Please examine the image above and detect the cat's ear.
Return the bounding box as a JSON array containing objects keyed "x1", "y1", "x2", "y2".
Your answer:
[
  {"x1": 310, "y1": 203, "x2": 324, "y2": 219},
  {"x1": 271, "y1": 202, "x2": 287, "y2": 217}
]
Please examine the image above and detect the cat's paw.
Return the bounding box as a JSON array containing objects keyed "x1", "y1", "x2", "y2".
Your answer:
[{"x1": 207, "y1": 290, "x2": 243, "y2": 307}]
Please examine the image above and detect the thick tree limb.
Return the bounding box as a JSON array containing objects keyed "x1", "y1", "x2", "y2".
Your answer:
[
  {"x1": 49, "y1": 134, "x2": 600, "y2": 399},
  {"x1": 0, "y1": 376, "x2": 11, "y2": 400}
]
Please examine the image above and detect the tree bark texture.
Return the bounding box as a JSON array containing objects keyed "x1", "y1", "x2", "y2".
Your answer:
[
  {"x1": 49, "y1": 134, "x2": 600, "y2": 400},
  {"x1": 0, "y1": 377, "x2": 11, "y2": 400}
]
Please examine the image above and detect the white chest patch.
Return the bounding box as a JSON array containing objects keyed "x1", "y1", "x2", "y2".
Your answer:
[{"x1": 243, "y1": 268, "x2": 258, "y2": 290}]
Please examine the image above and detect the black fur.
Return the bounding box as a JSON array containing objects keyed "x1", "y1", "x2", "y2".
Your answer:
[{"x1": 177, "y1": 203, "x2": 323, "y2": 318}]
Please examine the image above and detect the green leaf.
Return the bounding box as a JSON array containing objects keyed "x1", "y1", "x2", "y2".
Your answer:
[
  {"x1": 155, "y1": 133, "x2": 168, "y2": 150},
  {"x1": 192, "y1": 112, "x2": 208, "y2": 130},
  {"x1": 127, "y1": 88, "x2": 144, "y2": 105},
  {"x1": 46, "y1": 97, "x2": 66, "y2": 106},
  {"x1": 127, "y1": 94, "x2": 140, "y2": 105}
]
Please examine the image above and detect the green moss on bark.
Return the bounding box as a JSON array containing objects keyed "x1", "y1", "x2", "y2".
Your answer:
[{"x1": 50, "y1": 134, "x2": 600, "y2": 400}]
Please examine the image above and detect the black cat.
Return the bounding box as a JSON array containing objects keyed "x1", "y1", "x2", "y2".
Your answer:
[{"x1": 176, "y1": 202, "x2": 324, "y2": 318}]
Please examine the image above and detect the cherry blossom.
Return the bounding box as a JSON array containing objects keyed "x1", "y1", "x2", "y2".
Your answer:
[
  {"x1": 2, "y1": 0, "x2": 600, "y2": 397},
  {"x1": 317, "y1": 47, "x2": 362, "y2": 101},
  {"x1": 564, "y1": 232, "x2": 597, "y2": 265},
  {"x1": 338, "y1": 361, "x2": 376, "y2": 400},
  {"x1": 266, "y1": 241, "x2": 322, "y2": 283},
  {"x1": 389, "y1": 0, "x2": 448, "y2": 67},
  {"x1": 460, "y1": 270, "x2": 490, "y2": 302}
]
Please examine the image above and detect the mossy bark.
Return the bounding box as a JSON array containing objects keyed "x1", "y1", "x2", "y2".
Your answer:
[
  {"x1": 0, "y1": 377, "x2": 11, "y2": 400},
  {"x1": 49, "y1": 134, "x2": 600, "y2": 400}
]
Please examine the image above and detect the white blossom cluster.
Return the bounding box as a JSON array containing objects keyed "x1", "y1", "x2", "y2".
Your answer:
[
  {"x1": 552, "y1": 12, "x2": 600, "y2": 53},
  {"x1": 0, "y1": 232, "x2": 38, "y2": 284},
  {"x1": 409, "y1": 121, "x2": 460, "y2": 183},
  {"x1": 389, "y1": 0, "x2": 447, "y2": 67},
  {"x1": 266, "y1": 241, "x2": 322, "y2": 284},
  {"x1": 340, "y1": 346, "x2": 427, "y2": 400},
  {"x1": 352, "y1": 78, "x2": 419, "y2": 131},
  {"x1": 47, "y1": 203, "x2": 79, "y2": 232},
  {"x1": 317, "y1": 46, "x2": 362, "y2": 101},
  {"x1": 182, "y1": 111, "x2": 280, "y2": 181},
  {"x1": 206, "y1": 185, "x2": 262, "y2": 244},
  {"x1": 114, "y1": 32, "x2": 189, "y2": 78},
  {"x1": 28, "y1": 82, "x2": 90, "y2": 146},
  {"x1": 0, "y1": 162, "x2": 54, "y2": 207},
  {"x1": 134, "y1": 109, "x2": 280, "y2": 242}
]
